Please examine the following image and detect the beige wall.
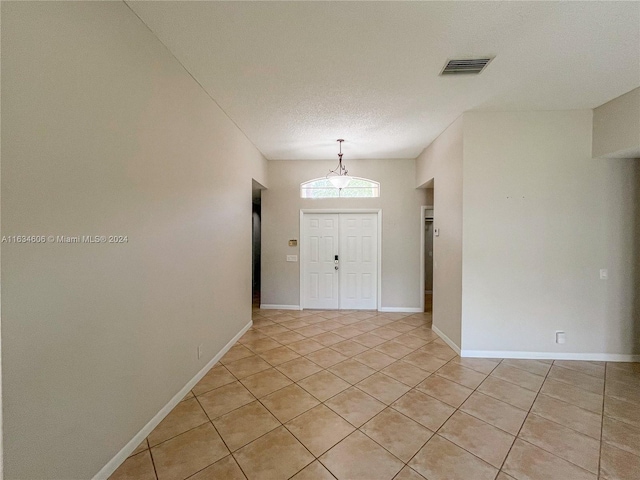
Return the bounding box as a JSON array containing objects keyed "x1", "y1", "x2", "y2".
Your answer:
[
  {"x1": 415, "y1": 117, "x2": 464, "y2": 348},
  {"x1": 262, "y1": 159, "x2": 427, "y2": 309},
  {"x1": 593, "y1": 87, "x2": 640, "y2": 159},
  {"x1": 1, "y1": 2, "x2": 267, "y2": 479},
  {"x1": 462, "y1": 111, "x2": 640, "y2": 357}
]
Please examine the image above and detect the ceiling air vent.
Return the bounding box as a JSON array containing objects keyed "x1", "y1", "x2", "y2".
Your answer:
[{"x1": 440, "y1": 58, "x2": 493, "y2": 75}]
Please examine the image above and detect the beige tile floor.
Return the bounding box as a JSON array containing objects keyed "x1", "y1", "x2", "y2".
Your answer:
[{"x1": 110, "y1": 309, "x2": 640, "y2": 480}]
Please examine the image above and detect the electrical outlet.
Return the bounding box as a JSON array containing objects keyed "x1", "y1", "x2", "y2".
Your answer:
[
  {"x1": 197, "y1": 344, "x2": 203, "y2": 359},
  {"x1": 555, "y1": 331, "x2": 566, "y2": 344},
  {"x1": 600, "y1": 269, "x2": 608, "y2": 280}
]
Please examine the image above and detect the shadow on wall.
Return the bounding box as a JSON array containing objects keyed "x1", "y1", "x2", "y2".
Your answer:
[
  {"x1": 633, "y1": 164, "x2": 640, "y2": 355},
  {"x1": 602, "y1": 160, "x2": 640, "y2": 357}
]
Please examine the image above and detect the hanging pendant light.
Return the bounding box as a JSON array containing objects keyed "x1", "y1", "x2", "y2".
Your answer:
[{"x1": 327, "y1": 139, "x2": 352, "y2": 189}]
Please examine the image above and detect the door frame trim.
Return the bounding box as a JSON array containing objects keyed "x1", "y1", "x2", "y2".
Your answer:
[
  {"x1": 299, "y1": 209, "x2": 382, "y2": 311},
  {"x1": 420, "y1": 205, "x2": 434, "y2": 312}
]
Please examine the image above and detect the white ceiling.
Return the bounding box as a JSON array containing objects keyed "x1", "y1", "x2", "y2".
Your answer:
[{"x1": 127, "y1": 1, "x2": 640, "y2": 160}]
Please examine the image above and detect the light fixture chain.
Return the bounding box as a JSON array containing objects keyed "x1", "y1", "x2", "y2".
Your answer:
[{"x1": 326, "y1": 138, "x2": 352, "y2": 189}]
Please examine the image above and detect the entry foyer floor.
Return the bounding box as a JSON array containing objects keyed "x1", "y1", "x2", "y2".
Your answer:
[{"x1": 111, "y1": 309, "x2": 640, "y2": 480}]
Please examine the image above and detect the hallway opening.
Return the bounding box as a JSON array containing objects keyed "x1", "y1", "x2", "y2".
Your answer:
[
  {"x1": 421, "y1": 204, "x2": 434, "y2": 314},
  {"x1": 252, "y1": 180, "x2": 264, "y2": 308}
]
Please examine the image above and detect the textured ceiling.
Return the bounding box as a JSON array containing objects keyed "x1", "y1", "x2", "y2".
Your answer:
[{"x1": 127, "y1": 1, "x2": 640, "y2": 160}]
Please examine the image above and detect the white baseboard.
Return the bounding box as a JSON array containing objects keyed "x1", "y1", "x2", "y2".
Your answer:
[
  {"x1": 432, "y1": 325, "x2": 462, "y2": 356},
  {"x1": 93, "y1": 320, "x2": 253, "y2": 480},
  {"x1": 260, "y1": 304, "x2": 301, "y2": 310},
  {"x1": 461, "y1": 350, "x2": 640, "y2": 362},
  {"x1": 261, "y1": 305, "x2": 423, "y2": 313},
  {"x1": 378, "y1": 307, "x2": 423, "y2": 313}
]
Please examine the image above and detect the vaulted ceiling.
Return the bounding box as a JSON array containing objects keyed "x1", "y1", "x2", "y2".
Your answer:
[{"x1": 127, "y1": 1, "x2": 640, "y2": 160}]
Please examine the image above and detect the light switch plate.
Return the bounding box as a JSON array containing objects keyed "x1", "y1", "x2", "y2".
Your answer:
[{"x1": 286, "y1": 255, "x2": 298, "y2": 262}]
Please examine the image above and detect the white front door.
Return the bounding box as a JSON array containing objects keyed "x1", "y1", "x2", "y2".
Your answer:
[
  {"x1": 302, "y1": 212, "x2": 378, "y2": 310},
  {"x1": 302, "y1": 214, "x2": 339, "y2": 309},
  {"x1": 339, "y1": 213, "x2": 378, "y2": 310}
]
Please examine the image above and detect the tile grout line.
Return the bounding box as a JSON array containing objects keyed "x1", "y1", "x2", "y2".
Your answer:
[
  {"x1": 231, "y1": 314, "x2": 413, "y2": 477},
  {"x1": 154, "y1": 378, "x2": 423, "y2": 479},
  {"x1": 499, "y1": 361, "x2": 553, "y2": 378},
  {"x1": 200, "y1": 310, "x2": 426, "y2": 475},
  {"x1": 494, "y1": 366, "x2": 602, "y2": 400},
  {"x1": 508, "y1": 438, "x2": 599, "y2": 479},
  {"x1": 495, "y1": 362, "x2": 553, "y2": 477},
  {"x1": 128, "y1": 311, "x2": 521, "y2": 480},
  {"x1": 239, "y1": 314, "x2": 542, "y2": 478},
  {"x1": 248, "y1": 394, "x2": 318, "y2": 480},
  {"x1": 414, "y1": 357, "x2": 576, "y2": 473},
  {"x1": 147, "y1": 400, "x2": 234, "y2": 480},
  {"x1": 275, "y1": 333, "x2": 386, "y2": 477},
  {"x1": 130, "y1": 440, "x2": 159, "y2": 480},
  {"x1": 597, "y1": 362, "x2": 607, "y2": 480},
  {"x1": 401, "y1": 357, "x2": 504, "y2": 472},
  {"x1": 358, "y1": 354, "x2": 497, "y2": 478},
  {"x1": 189, "y1": 391, "x2": 249, "y2": 480},
  {"x1": 589, "y1": 367, "x2": 640, "y2": 463},
  {"x1": 150, "y1": 362, "x2": 288, "y2": 462},
  {"x1": 357, "y1": 405, "x2": 435, "y2": 460},
  {"x1": 523, "y1": 393, "x2": 603, "y2": 439},
  {"x1": 272, "y1": 316, "x2": 437, "y2": 478},
  {"x1": 137, "y1": 438, "x2": 161, "y2": 480},
  {"x1": 497, "y1": 361, "x2": 603, "y2": 478},
  {"x1": 482, "y1": 370, "x2": 547, "y2": 395},
  {"x1": 552, "y1": 363, "x2": 607, "y2": 380},
  {"x1": 146, "y1": 413, "x2": 209, "y2": 447},
  {"x1": 413, "y1": 366, "x2": 538, "y2": 439}
]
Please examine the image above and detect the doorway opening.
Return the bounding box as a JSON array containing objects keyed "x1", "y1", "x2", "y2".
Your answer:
[
  {"x1": 420, "y1": 204, "x2": 434, "y2": 313},
  {"x1": 424, "y1": 210, "x2": 434, "y2": 313},
  {"x1": 252, "y1": 180, "x2": 264, "y2": 308},
  {"x1": 300, "y1": 209, "x2": 382, "y2": 310}
]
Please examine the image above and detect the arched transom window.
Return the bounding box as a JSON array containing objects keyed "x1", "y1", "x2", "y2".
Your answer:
[{"x1": 300, "y1": 177, "x2": 380, "y2": 199}]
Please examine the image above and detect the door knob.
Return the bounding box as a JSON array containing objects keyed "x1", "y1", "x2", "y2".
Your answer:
[{"x1": 335, "y1": 266, "x2": 339, "y2": 270}]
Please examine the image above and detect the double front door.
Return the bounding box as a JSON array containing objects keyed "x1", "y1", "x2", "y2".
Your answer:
[{"x1": 302, "y1": 213, "x2": 378, "y2": 310}]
